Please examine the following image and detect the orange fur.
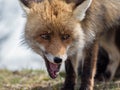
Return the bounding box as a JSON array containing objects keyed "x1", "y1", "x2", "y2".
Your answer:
[{"x1": 20, "y1": 0, "x2": 120, "y2": 90}]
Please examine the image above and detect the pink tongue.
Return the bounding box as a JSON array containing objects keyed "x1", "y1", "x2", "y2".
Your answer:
[
  {"x1": 49, "y1": 62, "x2": 58, "y2": 72},
  {"x1": 49, "y1": 62, "x2": 59, "y2": 78}
]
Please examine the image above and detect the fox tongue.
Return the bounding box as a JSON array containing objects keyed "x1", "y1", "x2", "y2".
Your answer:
[{"x1": 49, "y1": 62, "x2": 59, "y2": 78}]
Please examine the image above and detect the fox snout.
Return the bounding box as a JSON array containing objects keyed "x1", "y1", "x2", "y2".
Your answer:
[
  {"x1": 45, "y1": 53, "x2": 67, "y2": 64},
  {"x1": 54, "y1": 57, "x2": 62, "y2": 63}
]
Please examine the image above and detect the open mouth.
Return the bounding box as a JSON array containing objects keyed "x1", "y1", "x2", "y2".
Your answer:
[{"x1": 44, "y1": 57, "x2": 61, "y2": 79}]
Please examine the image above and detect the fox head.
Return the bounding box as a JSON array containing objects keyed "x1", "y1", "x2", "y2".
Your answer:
[{"x1": 20, "y1": 0, "x2": 92, "y2": 78}]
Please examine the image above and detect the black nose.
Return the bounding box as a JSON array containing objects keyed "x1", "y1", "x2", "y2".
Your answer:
[{"x1": 54, "y1": 57, "x2": 62, "y2": 63}]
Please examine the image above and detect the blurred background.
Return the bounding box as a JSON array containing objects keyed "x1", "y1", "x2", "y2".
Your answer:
[{"x1": 0, "y1": 0, "x2": 46, "y2": 71}]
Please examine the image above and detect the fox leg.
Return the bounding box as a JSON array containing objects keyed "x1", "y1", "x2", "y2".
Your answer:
[
  {"x1": 104, "y1": 35, "x2": 120, "y2": 80},
  {"x1": 101, "y1": 40, "x2": 120, "y2": 80},
  {"x1": 104, "y1": 51, "x2": 120, "y2": 81},
  {"x1": 79, "y1": 40, "x2": 98, "y2": 90},
  {"x1": 61, "y1": 54, "x2": 79, "y2": 90}
]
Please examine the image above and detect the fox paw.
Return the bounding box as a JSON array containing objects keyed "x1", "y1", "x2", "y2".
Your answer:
[
  {"x1": 79, "y1": 85, "x2": 93, "y2": 90},
  {"x1": 61, "y1": 86, "x2": 74, "y2": 90},
  {"x1": 95, "y1": 71, "x2": 111, "y2": 82}
]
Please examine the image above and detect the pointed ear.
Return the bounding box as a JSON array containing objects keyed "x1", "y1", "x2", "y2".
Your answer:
[
  {"x1": 19, "y1": 0, "x2": 42, "y2": 13},
  {"x1": 73, "y1": 0, "x2": 92, "y2": 21}
]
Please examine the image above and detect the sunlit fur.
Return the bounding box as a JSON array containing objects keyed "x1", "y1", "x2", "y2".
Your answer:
[
  {"x1": 20, "y1": 0, "x2": 120, "y2": 89},
  {"x1": 24, "y1": 0, "x2": 85, "y2": 62}
]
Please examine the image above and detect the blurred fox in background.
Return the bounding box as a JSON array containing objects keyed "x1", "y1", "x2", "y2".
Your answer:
[{"x1": 19, "y1": 0, "x2": 120, "y2": 90}]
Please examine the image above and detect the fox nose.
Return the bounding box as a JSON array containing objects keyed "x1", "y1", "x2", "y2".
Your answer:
[{"x1": 54, "y1": 57, "x2": 62, "y2": 63}]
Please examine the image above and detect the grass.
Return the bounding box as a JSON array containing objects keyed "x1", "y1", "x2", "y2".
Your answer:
[
  {"x1": 0, "y1": 69, "x2": 64, "y2": 90},
  {"x1": 0, "y1": 69, "x2": 120, "y2": 90}
]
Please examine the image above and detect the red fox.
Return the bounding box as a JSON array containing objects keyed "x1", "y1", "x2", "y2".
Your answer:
[{"x1": 19, "y1": 0, "x2": 120, "y2": 90}]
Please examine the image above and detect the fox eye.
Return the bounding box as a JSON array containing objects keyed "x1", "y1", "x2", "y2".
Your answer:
[
  {"x1": 61, "y1": 34, "x2": 70, "y2": 41},
  {"x1": 40, "y1": 34, "x2": 50, "y2": 40}
]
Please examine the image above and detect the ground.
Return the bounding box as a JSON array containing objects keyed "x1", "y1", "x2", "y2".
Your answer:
[{"x1": 0, "y1": 69, "x2": 120, "y2": 90}]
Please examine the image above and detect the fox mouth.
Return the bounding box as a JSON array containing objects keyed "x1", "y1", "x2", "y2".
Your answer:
[{"x1": 44, "y1": 56, "x2": 61, "y2": 79}]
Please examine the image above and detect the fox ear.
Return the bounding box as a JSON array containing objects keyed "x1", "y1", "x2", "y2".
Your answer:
[
  {"x1": 19, "y1": 0, "x2": 42, "y2": 13},
  {"x1": 73, "y1": 0, "x2": 92, "y2": 21}
]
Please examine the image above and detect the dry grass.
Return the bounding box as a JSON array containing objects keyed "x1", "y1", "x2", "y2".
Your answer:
[
  {"x1": 0, "y1": 69, "x2": 120, "y2": 90},
  {"x1": 0, "y1": 69, "x2": 64, "y2": 90}
]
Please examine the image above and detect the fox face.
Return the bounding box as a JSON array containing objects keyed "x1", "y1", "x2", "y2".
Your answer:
[{"x1": 20, "y1": 0, "x2": 92, "y2": 78}]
